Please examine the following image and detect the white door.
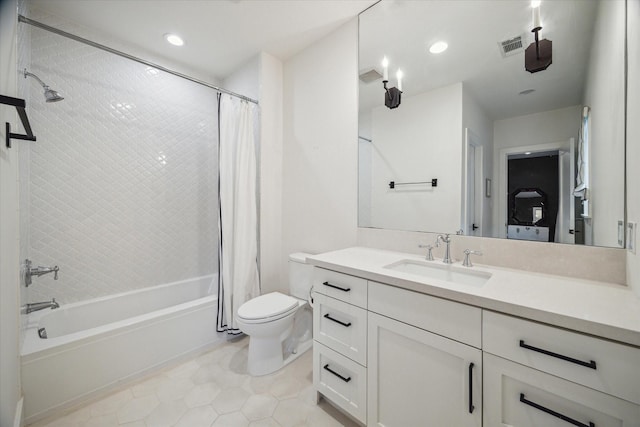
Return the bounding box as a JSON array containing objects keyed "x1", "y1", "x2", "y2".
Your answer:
[
  {"x1": 465, "y1": 129, "x2": 483, "y2": 236},
  {"x1": 557, "y1": 138, "x2": 576, "y2": 244},
  {"x1": 484, "y1": 353, "x2": 640, "y2": 427},
  {"x1": 367, "y1": 312, "x2": 482, "y2": 427}
]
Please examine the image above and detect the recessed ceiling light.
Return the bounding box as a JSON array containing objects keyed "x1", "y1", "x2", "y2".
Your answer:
[
  {"x1": 164, "y1": 33, "x2": 184, "y2": 46},
  {"x1": 429, "y1": 41, "x2": 448, "y2": 54},
  {"x1": 524, "y1": 151, "x2": 532, "y2": 155}
]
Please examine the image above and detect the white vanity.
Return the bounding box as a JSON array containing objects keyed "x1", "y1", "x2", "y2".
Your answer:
[{"x1": 308, "y1": 247, "x2": 640, "y2": 427}]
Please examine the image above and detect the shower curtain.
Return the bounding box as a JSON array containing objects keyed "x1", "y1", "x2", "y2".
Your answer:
[{"x1": 216, "y1": 94, "x2": 260, "y2": 335}]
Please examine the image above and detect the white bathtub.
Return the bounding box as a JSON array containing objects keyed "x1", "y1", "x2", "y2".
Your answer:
[{"x1": 21, "y1": 275, "x2": 221, "y2": 424}]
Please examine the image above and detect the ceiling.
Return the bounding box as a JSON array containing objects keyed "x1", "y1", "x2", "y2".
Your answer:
[
  {"x1": 28, "y1": 0, "x2": 377, "y2": 80},
  {"x1": 359, "y1": 0, "x2": 600, "y2": 120}
]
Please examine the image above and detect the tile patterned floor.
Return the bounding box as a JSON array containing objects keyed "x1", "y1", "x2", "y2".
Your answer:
[{"x1": 31, "y1": 337, "x2": 359, "y2": 427}]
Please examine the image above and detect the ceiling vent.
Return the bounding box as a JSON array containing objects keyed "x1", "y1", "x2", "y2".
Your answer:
[
  {"x1": 498, "y1": 35, "x2": 525, "y2": 58},
  {"x1": 359, "y1": 68, "x2": 383, "y2": 83}
]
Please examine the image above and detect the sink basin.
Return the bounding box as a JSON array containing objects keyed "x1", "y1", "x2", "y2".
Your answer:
[{"x1": 384, "y1": 260, "x2": 492, "y2": 287}]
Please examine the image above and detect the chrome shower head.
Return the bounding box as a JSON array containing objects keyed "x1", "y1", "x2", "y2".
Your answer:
[
  {"x1": 23, "y1": 68, "x2": 64, "y2": 103},
  {"x1": 43, "y1": 87, "x2": 64, "y2": 103}
]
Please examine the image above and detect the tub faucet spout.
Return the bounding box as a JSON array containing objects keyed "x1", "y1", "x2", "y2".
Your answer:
[{"x1": 22, "y1": 298, "x2": 59, "y2": 314}]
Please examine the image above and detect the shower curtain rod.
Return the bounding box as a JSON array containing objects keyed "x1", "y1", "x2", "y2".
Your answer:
[{"x1": 18, "y1": 15, "x2": 259, "y2": 105}]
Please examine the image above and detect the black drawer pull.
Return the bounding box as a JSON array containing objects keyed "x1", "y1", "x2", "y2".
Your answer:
[
  {"x1": 520, "y1": 393, "x2": 595, "y2": 427},
  {"x1": 323, "y1": 364, "x2": 351, "y2": 383},
  {"x1": 468, "y1": 362, "x2": 475, "y2": 414},
  {"x1": 324, "y1": 313, "x2": 352, "y2": 327},
  {"x1": 519, "y1": 340, "x2": 597, "y2": 370},
  {"x1": 322, "y1": 281, "x2": 351, "y2": 292}
]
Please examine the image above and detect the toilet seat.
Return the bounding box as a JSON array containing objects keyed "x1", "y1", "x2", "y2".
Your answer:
[{"x1": 237, "y1": 292, "x2": 299, "y2": 324}]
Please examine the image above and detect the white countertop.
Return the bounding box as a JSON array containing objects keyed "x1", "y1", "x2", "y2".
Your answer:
[{"x1": 307, "y1": 247, "x2": 640, "y2": 347}]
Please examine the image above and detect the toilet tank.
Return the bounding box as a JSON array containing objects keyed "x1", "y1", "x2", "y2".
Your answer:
[{"x1": 289, "y1": 252, "x2": 314, "y2": 300}]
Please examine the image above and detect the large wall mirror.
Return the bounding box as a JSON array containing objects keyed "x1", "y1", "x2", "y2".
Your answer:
[{"x1": 358, "y1": 0, "x2": 626, "y2": 248}]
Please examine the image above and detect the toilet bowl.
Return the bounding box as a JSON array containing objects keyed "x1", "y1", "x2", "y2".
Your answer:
[{"x1": 237, "y1": 253, "x2": 313, "y2": 376}]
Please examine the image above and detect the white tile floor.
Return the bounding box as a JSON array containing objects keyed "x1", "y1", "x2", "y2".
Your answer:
[{"x1": 30, "y1": 337, "x2": 360, "y2": 427}]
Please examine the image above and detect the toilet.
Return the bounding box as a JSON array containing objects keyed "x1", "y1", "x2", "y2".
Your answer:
[{"x1": 237, "y1": 252, "x2": 314, "y2": 376}]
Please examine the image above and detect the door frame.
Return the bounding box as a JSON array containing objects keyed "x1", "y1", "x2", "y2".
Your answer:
[{"x1": 498, "y1": 140, "x2": 567, "y2": 238}]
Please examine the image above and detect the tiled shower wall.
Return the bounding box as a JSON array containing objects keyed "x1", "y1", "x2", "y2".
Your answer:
[{"x1": 24, "y1": 25, "x2": 219, "y2": 304}]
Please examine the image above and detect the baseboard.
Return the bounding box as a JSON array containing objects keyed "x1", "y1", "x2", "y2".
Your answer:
[{"x1": 14, "y1": 397, "x2": 23, "y2": 427}]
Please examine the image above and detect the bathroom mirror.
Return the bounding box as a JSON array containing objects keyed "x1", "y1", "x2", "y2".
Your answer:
[{"x1": 358, "y1": 0, "x2": 626, "y2": 248}]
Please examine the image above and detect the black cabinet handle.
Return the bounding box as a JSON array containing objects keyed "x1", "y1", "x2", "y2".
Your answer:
[
  {"x1": 324, "y1": 313, "x2": 352, "y2": 327},
  {"x1": 468, "y1": 362, "x2": 475, "y2": 414},
  {"x1": 322, "y1": 281, "x2": 351, "y2": 292},
  {"x1": 519, "y1": 340, "x2": 597, "y2": 369},
  {"x1": 520, "y1": 393, "x2": 595, "y2": 427},
  {"x1": 323, "y1": 364, "x2": 351, "y2": 383}
]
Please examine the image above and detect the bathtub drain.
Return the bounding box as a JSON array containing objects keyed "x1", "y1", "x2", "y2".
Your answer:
[{"x1": 38, "y1": 327, "x2": 48, "y2": 339}]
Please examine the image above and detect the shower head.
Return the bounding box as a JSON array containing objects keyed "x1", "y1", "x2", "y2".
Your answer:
[{"x1": 23, "y1": 68, "x2": 64, "y2": 102}]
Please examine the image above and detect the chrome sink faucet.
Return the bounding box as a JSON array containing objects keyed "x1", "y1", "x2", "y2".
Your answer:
[
  {"x1": 22, "y1": 298, "x2": 59, "y2": 314},
  {"x1": 25, "y1": 259, "x2": 59, "y2": 286},
  {"x1": 436, "y1": 234, "x2": 453, "y2": 264}
]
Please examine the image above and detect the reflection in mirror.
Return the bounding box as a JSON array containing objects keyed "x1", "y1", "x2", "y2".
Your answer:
[{"x1": 358, "y1": 0, "x2": 626, "y2": 248}]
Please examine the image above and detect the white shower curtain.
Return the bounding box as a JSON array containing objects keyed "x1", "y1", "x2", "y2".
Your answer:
[{"x1": 217, "y1": 94, "x2": 260, "y2": 335}]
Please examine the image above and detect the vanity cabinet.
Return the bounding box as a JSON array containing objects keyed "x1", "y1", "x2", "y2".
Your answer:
[
  {"x1": 367, "y1": 281, "x2": 482, "y2": 426},
  {"x1": 483, "y1": 311, "x2": 640, "y2": 426},
  {"x1": 312, "y1": 268, "x2": 368, "y2": 424},
  {"x1": 311, "y1": 264, "x2": 640, "y2": 427},
  {"x1": 368, "y1": 312, "x2": 482, "y2": 426}
]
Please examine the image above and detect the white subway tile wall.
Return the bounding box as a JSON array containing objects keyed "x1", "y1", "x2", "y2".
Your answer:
[{"x1": 25, "y1": 25, "x2": 219, "y2": 304}]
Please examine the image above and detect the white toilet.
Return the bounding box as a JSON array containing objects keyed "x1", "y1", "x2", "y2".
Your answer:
[{"x1": 237, "y1": 253, "x2": 314, "y2": 376}]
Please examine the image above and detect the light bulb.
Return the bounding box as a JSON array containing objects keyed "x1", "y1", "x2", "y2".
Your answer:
[
  {"x1": 382, "y1": 56, "x2": 389, "y2": 81},
  {"x1": 396, "y1": 69, "x2": 403, "y2": 91}
]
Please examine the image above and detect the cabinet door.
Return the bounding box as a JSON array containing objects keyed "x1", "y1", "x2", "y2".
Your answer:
[
  {"x1": 484, "y1": 353, "x2": 640, "y2": 427},
  {"x1": 367, "y1": 312, "x2": 482, "y2": 427}
]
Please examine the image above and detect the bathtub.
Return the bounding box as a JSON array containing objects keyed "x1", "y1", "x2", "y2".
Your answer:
[{"x1": 21, "y1": 275, "x2": 221, "y2": 424}]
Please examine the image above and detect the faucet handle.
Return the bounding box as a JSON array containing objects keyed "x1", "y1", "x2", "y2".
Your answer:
[
  {"x1": 418, "y1": 244, "x2": 435, "y2": 261},
  {"x1": 53, "y1": 266, "x2": 59, "y2": 280},
  {"x1": 462, "y1": 249, "x2": 483, "y2": 267}
]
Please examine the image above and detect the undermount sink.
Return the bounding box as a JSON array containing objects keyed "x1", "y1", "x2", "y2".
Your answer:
[{"x1": 384, "y1": 259, "x2": 492, "y2": 287}]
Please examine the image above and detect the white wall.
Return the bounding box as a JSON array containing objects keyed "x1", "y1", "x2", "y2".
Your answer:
[
  {"x1": 25, "y1": 21, "x2": 219, "y2": 305},
  {"x1": 1, "y1": 1, "x2": 23, "y2": 425},
  {"x1": 582, "y1": 0, "x2": 627, "y2": 248},
  {"x1": 369, "y1": 83, "x2": 463, "y2": 232},
  {"x1": 281, "y1": 19, "x2": 359, "y2": 289},
  {"x1": 492, "y1": 105, "x2": 581, "y2": 237},
  {"x1": 627, "y1": 0, "x2": 640, "y2": 296},
  {"x1": 222, "y1": 55, "x2": 260, "y2": 102},
  {"x1": 257, "y1": 52, "x2": 284, "y2": 294},
  {"x1": 357, "y1": 110, "x2": 372, "y2": 227}
]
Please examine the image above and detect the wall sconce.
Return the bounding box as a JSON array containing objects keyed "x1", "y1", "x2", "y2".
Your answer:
[
  {"x1": 525, "y1": 1, "x2": 552, "y2": 73},
  {"x1": 382, "y1": 56, "x2": 403, "y2": 109}
]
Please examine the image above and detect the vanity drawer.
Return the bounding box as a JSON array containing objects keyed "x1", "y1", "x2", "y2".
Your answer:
[
  {"x1": 313, "y1": 292, "x2": 367, "y2": 366},
  {"x1": 484, "y1": 353, "x2": 640, "y2": 427},
  {"x1": 483, "y1": 311, "x2": 640, "y2": 404},
  {"x1": 368, "y1": 281, "x2": 481, "y2": 348},
  {"x1": 312, "y1": 268, "x2": 367, "y2": 308},
  {"x1": 313, "y1": 342, "x2": 367, "y2": 424}
]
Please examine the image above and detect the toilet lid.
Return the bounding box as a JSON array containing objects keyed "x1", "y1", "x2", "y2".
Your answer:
[{"x1": 237, "y1": 292, "x2": 299, "y2": 321}]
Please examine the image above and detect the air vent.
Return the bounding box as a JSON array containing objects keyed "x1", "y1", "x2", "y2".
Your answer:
[
  {"x1": 359, "y1": 68, "x2": 383, "y2": 83},
  {"x1": 498, "y1": 35, "x2": 524, "y2": 57}
]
